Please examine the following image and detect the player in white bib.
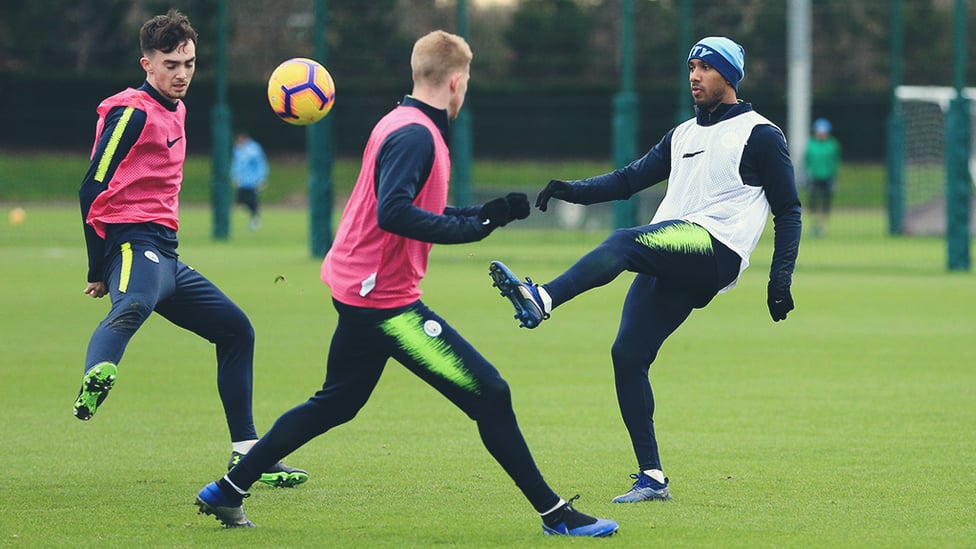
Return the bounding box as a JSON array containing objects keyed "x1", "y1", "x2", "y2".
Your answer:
[{"x1": 490, "y1": 36, "x2": 801, "y2": 503}]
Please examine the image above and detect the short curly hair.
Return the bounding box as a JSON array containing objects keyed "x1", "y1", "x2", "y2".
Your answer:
[{"x1": 139, "y1": 9, "x2": 197, "y2": 55}]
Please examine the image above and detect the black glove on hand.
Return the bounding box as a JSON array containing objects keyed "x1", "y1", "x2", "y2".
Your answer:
[
  {"x1": 535, "y1": 179, "x2": 573, "y2": 212},
  {"x1": 767, "y1": 281, "x2": 794, "y2": 322},
  {"x1": 479, "y1": 197, "x2": 511, "y2": 228},
  {"x1": 505, "y1": 192, "x2": 531, "y2": 221}
]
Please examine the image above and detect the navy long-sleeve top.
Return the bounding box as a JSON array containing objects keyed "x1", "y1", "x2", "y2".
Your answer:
[
  {"x1": 562, "y1": 102, "x2": 801, "y2": 287},
  {"x1": 372, "y1": 96, "x2": 491, "y2": 245}
]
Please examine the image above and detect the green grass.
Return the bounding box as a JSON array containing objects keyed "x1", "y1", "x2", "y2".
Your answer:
[
  {"x1": 0, "y1": 151, "x2": 881, "y2": 207},
  {"x1": 1, "y1": 205, "x2": 973, "y2": 548}
]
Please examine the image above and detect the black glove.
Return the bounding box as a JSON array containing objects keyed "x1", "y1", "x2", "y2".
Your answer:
[
  {"x1": 479, "y1": 197, "x2": 511, "y2": 228},
  {"x1": 767, "y1": 281, "x2": 794, "y2": 322},
  {"x1": 505, "y1": 192, "x2": 530, "y2": 221},
  {"x1": 535, "y1": 179, "x2": 573, "y2": 212}
]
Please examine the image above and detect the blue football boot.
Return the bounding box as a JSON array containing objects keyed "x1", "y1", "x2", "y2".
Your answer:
[
  {"x1": 489, "y1": 260, "x2": 550, "y2": 329},
  {"x1": 195, "y1": 481, "x2": 255, "y2": 528},
  {"x1": 612, "y1": 472, "x2": 672, "y2": 503},
  {"x1": 542, "y1": 495, "x2": 618, "y2": 537}
]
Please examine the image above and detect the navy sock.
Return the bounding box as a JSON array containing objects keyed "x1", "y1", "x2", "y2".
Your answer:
[
  {"x1": 216, "y1": 478, "x2": 245, "y2": 503},
  {"x1": 542, "y1": 499, "x2": 596, "y2": 529}
]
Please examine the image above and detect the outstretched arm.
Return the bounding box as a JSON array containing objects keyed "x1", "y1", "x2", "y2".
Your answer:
[{"x1": 536, "y1": 128, "x2": 674, "y2": 211}]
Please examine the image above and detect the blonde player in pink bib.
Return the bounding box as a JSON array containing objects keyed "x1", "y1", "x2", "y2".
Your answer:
[{"x1": 196, "y1": 30, "x2": 618, "y2": 538}]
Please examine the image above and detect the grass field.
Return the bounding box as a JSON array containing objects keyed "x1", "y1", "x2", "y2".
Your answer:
[{"x1": 1, "y1": 204, "x2": 973, "y2": 548}]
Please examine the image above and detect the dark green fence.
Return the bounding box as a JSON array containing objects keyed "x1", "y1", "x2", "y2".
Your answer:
[{"x1": 0, "y1": 71, "x2": 889, "y2": 161}]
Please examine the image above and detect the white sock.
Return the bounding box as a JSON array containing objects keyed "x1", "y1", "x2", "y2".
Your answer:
[
  {"x1": 232, "y1": 440, "x2": 258, "y2": 454},
  {"x1": 540, "y1": 498, "x2": 566, "y2": 516},
  {"x1": 536, "y1": 285, "x2": 553, "y2": 314},
  {"x1": 643, "y1": 469, "x2": 666, "y2": 484},
  {"x1": 222, "y1": 474, "x2": 247, "y2": 495}
]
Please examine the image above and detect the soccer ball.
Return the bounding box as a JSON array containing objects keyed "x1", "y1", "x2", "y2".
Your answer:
[{"x1": 267, "y1": 58, "x2": 336, "y2": 126}]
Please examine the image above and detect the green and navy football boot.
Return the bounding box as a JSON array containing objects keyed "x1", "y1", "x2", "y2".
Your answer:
[
  {"x1": 73, "y1": 362, "x2": 118, "y2": 421},
  {"x1": 228, "y1": 451, "x2": 309, "y2": 488}
]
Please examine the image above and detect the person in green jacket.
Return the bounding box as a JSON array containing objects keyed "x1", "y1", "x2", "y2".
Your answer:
[{"x1": 804, "y1": 118, "x2": 841, "y2": 237}]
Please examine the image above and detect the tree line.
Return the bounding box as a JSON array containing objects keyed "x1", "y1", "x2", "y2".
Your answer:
[
  {"x1": 0, "y1": 0, "x2": 971, "y2": 162},
  {"x1": 2, "y1": 0, "x2": 973, "y2": 93}
]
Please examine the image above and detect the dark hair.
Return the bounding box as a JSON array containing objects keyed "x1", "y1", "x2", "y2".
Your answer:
[{"x1": 139, "y1": 9, "x2": 197, "y2": 54}]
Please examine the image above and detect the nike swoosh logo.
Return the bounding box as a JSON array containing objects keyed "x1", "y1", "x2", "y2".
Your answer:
[
  {"x1": 166, "y1": 136, "x2": 183, "y2": 148},
  {"x1": 774, "y1": 300, "x2": 784, "y2": 304},
  {"x1": 682, "y1": 150, "x2": 705, "y2": 158}
]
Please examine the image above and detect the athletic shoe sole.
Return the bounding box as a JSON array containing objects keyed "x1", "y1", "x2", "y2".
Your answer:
[
  {"x1": 195, "y1": 482, "x2": 255, "y2": 528},
  {"x1": 73, "y1": 362, "x2": 118, "y2": 421},
  {"x1": 542, "y1": 519, "x2": 619, "y2": 537},
  {"x1": 489, "y1": 261, "x2": 546, "y2": 329},
  {"x1": 611, "y1": 488, "x2": 672, "y2": 503},
  {"x1": 195, "y1": 497, "x2": 255, "y2": 528}
]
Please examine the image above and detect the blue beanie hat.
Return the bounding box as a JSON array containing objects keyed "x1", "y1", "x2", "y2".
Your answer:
[
  {"x1": 688, "y1": 36, "x2": 745, "y2": 90},
  {"x1": 813, "y1": 118, "x2": 832, "y2": 134}
]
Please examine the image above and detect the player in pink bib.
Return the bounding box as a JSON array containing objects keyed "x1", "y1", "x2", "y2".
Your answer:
[
  {"x1": 74, "y1": 9, "x2": 306, "y2": 489},
  {"x1": 196, "y1": 30, "x2": 618, "y2": 538}
]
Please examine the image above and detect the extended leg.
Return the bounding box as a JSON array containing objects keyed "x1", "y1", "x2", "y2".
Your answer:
[
  {"x1": 385, "y1": 302, "x2": 616, "y2": 536},
  {"x1": 75, "y1": 243, "x2": 172, "y2": 420},
  {"x1": 491, "y1": 221, "x2": 717, "y2": 329}
]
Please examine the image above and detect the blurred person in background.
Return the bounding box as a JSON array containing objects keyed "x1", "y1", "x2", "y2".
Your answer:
[
  {"x1": 804, "y1": 118, "x2": 841, "y2": 237},
  {"x1": 231, "y1": 131, "x2": 269, "y2": 231}
]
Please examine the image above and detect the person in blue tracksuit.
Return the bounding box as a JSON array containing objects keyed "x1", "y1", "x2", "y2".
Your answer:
[{"x1": 231, "y1": 132, "x2": 269, "y2": 230}]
